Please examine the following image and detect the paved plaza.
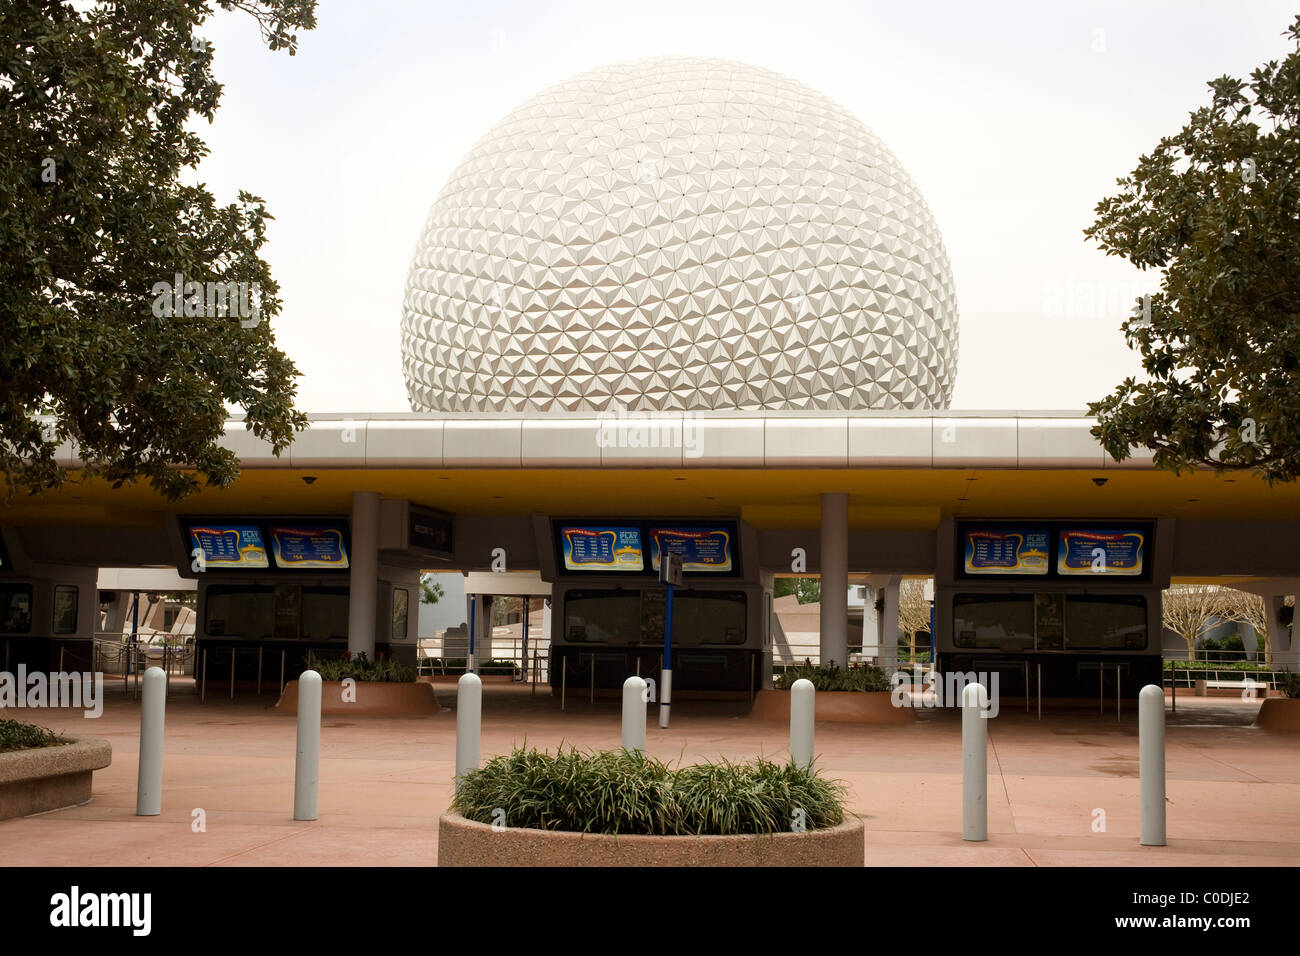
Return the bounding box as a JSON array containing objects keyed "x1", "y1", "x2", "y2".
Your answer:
[{"x1": 2, "y1": 680, "x2": 1297, "y2": 866}]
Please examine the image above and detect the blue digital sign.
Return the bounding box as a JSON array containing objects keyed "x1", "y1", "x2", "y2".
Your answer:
[
  {"x1": 1057, "y1": 529, "x2": 1144, "y2": 576},
  {"x1": 189, "y1": 524, "x2": 268, "y2": 569},
  {"x1": 561, "y1": 526, "x2": 643, "y2": 572},
  {"x1": 269, "y1": 525, "x2": 349, "y2": 570},
  {"x1": 649, "y1": 527, "x2": 733, "y2": 572},
  {"x1": 963, "y1": 529, "x2": 1049, "y2": 575}
]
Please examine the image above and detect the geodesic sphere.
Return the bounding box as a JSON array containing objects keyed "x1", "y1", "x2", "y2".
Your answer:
[{"x1": 402, "y1": 56, "x2": 958, "y2": 412}]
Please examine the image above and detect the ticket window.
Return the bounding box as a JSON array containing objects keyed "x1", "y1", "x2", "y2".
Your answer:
[
  {"x1": 953, "y1": 593, "x2": 1147, "y2": 651},
  {"x1": 563, "y1": 588, "x2": 746, "y2": 645}
]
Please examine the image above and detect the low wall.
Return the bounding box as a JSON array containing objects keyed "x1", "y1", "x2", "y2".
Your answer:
[
  {"x1": 438, "y1": 812, "x2": 864, "y2": 866},
  {"x1": 275, "y1": 679, "x2": 443, "y2": 716},
  {"x1": 1255, "y1": 698, "x2": 1300, "y2": 731},
  {"x1": 0, "y1": 737, "x2": 112, "y2": 820}
]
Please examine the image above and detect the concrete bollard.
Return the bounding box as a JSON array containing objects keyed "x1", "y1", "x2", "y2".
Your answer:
[
  {"x1": 135, "y1": 666, "x2": 166, "y2": 816},
  {"x1": 293, "y1": 669, "x2": 322, "y2": 821},
  {"x1": 622, "y1": 676, "x2": 647, "y2": 752},
  {"x1": 1139, "y1": 683, "x2": 1166, "y2": 846},
  {"x1": 961, "y1": 682, "x2": 988, "y2": 842},
  {"x1": 456, "y1": 672, "x2": 482, "y2": 794},
  {"x1": 790, "y1": 678, "x2": 815, "y2": 770}
]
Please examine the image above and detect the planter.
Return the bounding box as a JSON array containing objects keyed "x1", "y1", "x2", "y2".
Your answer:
[
  {"x1": 749, "y1": 689, "x2": 914, "y2": 724},
  {"x1": 1255, "y1": 697, "x2": 1300, "y2": 731},
  {"x1": 437, "y1": 812, "x2": 863, "y2": 867},
  {"x1": 275, "y1": 680, "x2": 442, "y2": 716},
  {"x1": 0, "y1": 737, "x2": 112, "y2": 820}
]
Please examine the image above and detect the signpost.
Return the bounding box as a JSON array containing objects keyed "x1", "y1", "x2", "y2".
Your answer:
[{"x1": 658, "y1": 551, "x2": 682, "y2": 728}]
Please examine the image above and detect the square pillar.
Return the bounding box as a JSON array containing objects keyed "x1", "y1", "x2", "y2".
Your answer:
[
  {"x1": 819, "y1": 492, "x2": 848, "y2": 669},
  {"x1": 347, "y1": 491, "x2": 380, "y2": 659}
]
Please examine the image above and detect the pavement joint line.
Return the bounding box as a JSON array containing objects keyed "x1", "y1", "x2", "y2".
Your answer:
[
  {"x1": 201, "y1": 824, "x2": 323, "y2": 867},
  {"x1": 985, "y1": 727, "x2": 1018, "y2": 833}
]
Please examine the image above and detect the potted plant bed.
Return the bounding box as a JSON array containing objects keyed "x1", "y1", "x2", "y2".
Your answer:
[
  {"x1": 750, "y1": 665, "x2": 914, "y2": 724},
  {"x1": 1255, "y1": 676, "x2": 1300, "y2": 730},
  {"x1": 438, "y1": 747, "x2": 864, "y2": 867},
  {"x1": 275, "y1": 652, "x2": 442, "y2": 717},
  {"x1": 0, "y1": 720, "x2": 112, "y2": 820}
]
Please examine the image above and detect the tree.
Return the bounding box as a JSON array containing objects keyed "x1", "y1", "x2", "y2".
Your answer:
[
  {"x1": 1085, "y1": 16, "x2": 1300, "y2": 482},
  {"x1": 1218, "y1": 587, "x2": 1274, "y2": 667},
  {"x1": 419, "y1": 574, "x2": 444, "y2": 605},
  {"x1": 1162, "y1": 585, "x2": 1232, "y2": 660},
  {"x1": 0, "y1": 0, "x2": 317, "y2": 501},
  {"x1": 897, "y1": 578, "x2": 932, "y2": 660}
]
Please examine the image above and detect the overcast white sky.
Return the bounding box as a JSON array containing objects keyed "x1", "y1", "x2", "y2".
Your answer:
[{"x1": 193, "y1": 0, "x2": 1297, "y2": 413}]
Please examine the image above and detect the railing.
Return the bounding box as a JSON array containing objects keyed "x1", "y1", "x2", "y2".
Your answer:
[
  {"x1": 91, "y1": 634, "x2": 195, "y2": 698},
  {"x1": 773, "y1": 641, "x2": 927, "y2": 671},
  {"x1": 1163, "y1": 665, "x2": 1285, "y2": 692},
  {"x1": 416, "y1": 631, "x2": 551, "y2": 685}
]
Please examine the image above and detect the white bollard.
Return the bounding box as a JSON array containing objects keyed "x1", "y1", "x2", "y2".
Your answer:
[
  {"x1": 622, "y1": 676, "x2": 647, "y2": 752},
  {"x1": 293, "y1": 669, "x2": 322, "y2": 821},
  {"x1": 1139, "y1": 683, "x2": 1167, "y2": 846},
  {"x1": 455, "y1": 672, "x2": 482, "y2": 794},
  {"x1": 961, "y1": 682, "x2": 988, "y2": 842},
  {"x1": 790, "y1": 678, "x2": 815, "y2": 770},
  {"x1": 135, "y1": 666, "x2": 166, "y2": 816}
]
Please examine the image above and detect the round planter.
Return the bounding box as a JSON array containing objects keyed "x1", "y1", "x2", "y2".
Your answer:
[
  {"x1": 0, "y1": 736, "x2": 112, "y2": 820},
  {"x1": 1254, "y1": 697, "x2": 1300, "y2": 731},
  {"x1": 749, "y1": 689, "x2": 914, "y2": 724},
  {"x1": 437, "y1": 812, "x2": 863, "y2": 867},
  {"x1": 275, "y1": 680, "x2": 442, "y2": 716}
]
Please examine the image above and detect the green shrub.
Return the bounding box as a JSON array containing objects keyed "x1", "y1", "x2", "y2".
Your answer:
[
  {"x1": 451, "y1": 746, "x2": 846, "y2": 836},
  {"x1": 1283, "y1": 672, "x2": 1300, "y2": 699},
  {"x1": 433, "y1": 657, "x2": 519, "y2": 676},
  {"x1": 304, "y1": 651, "x2": 416, "y2": 683},
  {"x1": 0, "y1": 719, "x2": 66, "y2": 753},
  {"x1": 773, "y1": 664, "x2": 890, "y2": 692},
  {"x1": 1163, "y1": 659, "x2": 1274, "y2": 675}
]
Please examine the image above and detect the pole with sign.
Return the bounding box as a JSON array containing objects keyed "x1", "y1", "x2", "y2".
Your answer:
[{"x1": 659, "y1": 551, "x2": 682, "y2": 728}]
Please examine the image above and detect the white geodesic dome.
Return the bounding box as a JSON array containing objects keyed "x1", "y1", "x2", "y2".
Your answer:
[{"x1": 402, "y1": 57, "x2": 958, "y2": 412}]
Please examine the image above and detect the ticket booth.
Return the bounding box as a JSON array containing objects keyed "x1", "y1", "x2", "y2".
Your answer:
[
  {"x1": 543, "y1": 519, "x2": 768, "y2": 696},
  {"x1": 934, "y1": 518, "x2": 1170, "y2": 700},
  {"x1": 181, "y1": 514, "x2": 425, "y2": 694}
]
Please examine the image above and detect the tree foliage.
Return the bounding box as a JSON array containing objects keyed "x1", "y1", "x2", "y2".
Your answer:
[
  {"x1": 897, "y1": 578, "x2": 931, "y2": 644},
  {"x1": 1218, "y1": 587, "x2": 1275, "y2": 668},
  {"x1": 774, "y1": 577, "x2": 821, "y2": 604},
  {"x1": 419, "y1": 574, "x2": 444, "y2": 606},
  {"x1": 1086, "y1": 16, "x2": 1300, "y2": 482},
  {"x1": 0, "y1": 0, "x2": 316, "y2": 500},
  {"x1": 1161, "y1": 585, "x2": 1231, "y2": 660}
]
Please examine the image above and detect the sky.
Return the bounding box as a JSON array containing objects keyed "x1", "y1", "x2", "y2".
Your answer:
[{"x1": 193, "y1": 0, "x2": 1299, "y2": 413}]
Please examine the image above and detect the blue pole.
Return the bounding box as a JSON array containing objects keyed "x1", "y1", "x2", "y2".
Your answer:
[
  {"x1": 468, "y1": 596, "x2": 476, "y2": 670},
  {"x1": 659, "y1": 583, "x2": 675, "y2": 728},
  {"x1": 664, "y1": 585, "x2": 674, "y2": 670}
]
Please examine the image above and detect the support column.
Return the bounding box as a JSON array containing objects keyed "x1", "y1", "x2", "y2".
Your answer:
[
  {"x1": 347, "y1": 491, "x2": 380, "y2": 660},
  {"x1": 1265, "y1": 592, "x2": 1297, "y2": 670},
  {"x1": 880, "y1": 577, "x2": 901, "y2": 675},
  {"x1": 477, "y1": 595, "x2": 494, "y2": 664},
  {"x1": 819, "y1": 492, "x2": 848, "y2": 669},
  {"x1": 860, "y1": 585, "x2": 879, "y2": 660}
]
